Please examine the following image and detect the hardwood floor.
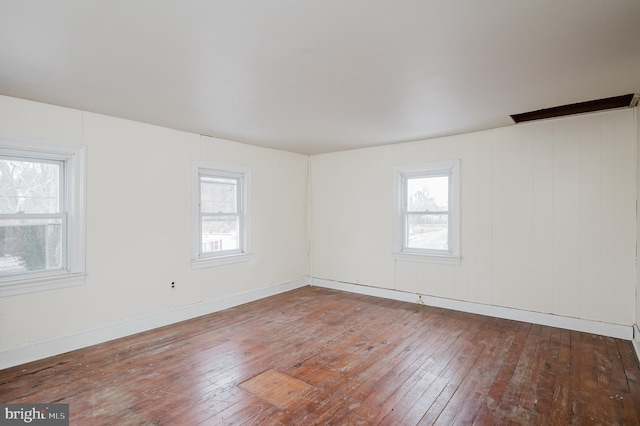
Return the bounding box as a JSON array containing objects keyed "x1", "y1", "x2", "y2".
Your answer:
[{"x1": 1, "y1": 286, "x2": 639, "y2": 425}]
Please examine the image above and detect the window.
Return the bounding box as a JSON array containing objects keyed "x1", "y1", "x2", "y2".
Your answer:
[
  {"x1": 0, "y1": 136, "x2": 86, "y2": 296},
  {"x1": 394, "y1": 160, "x2": 460, "y2": 264},
  {"x1": 192, "y1": 161, "x2": 252, "y2": 268}
]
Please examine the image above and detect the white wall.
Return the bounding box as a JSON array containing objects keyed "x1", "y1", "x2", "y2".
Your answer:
[
  {"x1": 0, "y1": 95, "x2": 309, "y2": 356},
  {"x1": 0, "y1": 94, "x2": 638, "y2": 366},
  {"x1": 311, "y1": 108, "x2": 637, "y2": 326}
]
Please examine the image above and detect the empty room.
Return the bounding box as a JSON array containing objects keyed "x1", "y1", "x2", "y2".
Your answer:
[{"x1": 1, "y1": 1, "x2": 640, "y2": 424}]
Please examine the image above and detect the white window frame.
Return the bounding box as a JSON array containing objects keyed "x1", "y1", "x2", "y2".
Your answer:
[
  {"x1": 192, "y1": 161, "x2": 252, "y2": 268},
  {"x1": 0, "y1": 135, "x2": 86, "y2": 297},
  {"x1": 393, "y1": 159, "x2": 461, "y2": 265}
]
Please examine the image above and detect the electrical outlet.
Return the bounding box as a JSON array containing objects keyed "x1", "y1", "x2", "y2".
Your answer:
[{"x1": 171, "y1": 281, "x2": 175, "y2": 289}]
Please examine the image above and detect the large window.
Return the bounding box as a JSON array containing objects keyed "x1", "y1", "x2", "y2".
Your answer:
[
  {"x1": 0, "y1": 137, "x2": 86, "y2": 296},
  {"x1": 394, "y1": 160, "x2": 460, "y2": 264},
  {"x1": 192, "y1": 161, "x2": 252, "y2": 268}
]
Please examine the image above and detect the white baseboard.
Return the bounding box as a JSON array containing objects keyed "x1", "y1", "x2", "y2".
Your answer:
[
  {"x1": 311, "y1": 278, "x2": 634, "y2": 340},
  {"x1": 0, "y1": 276, "x2": 310, "y2": 370},
  {"x1": 3, "y1": 276, "x2": 633, "y2": 371}
]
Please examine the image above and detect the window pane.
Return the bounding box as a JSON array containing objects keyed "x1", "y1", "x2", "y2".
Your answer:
[
  {"x1": 0, "y1": 158, "x2": 61, "y2": 214},
  {"x1": 407, "y1": 214, "x2": 448, "y2": 250},
  {"x1": 0, "y1": 218, "x2": 63, "y2": 275},
  {"x1": 407, "y1": 176, "x2": 448, "y2": 212},
  {"x1": 201, "y1": 215, "x2": 239, "y2": 253},
  {"x1": 200, "y1": 176, "x2": 237, "y2": 213}
]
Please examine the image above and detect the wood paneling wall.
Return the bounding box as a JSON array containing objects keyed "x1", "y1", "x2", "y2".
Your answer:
[{"x1": 311, "y1": 108, "x2": 637, "y2": 326}]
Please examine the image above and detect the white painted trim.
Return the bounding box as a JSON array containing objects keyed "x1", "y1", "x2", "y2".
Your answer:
[
  {"x1": 633, "y1": 325, "x2": 640, "y2": 363},
  {"x1": 3, "y1": 274, "x2": 632, "y2": 370},
  {"x1": 0, "y1": 272, "x2": 86, "y2": 297},
  {"x1": 0, "y1": 134, "x2": 87, "y2": 297},
  {"x1": 0, "y1": 276, "x2": 310, "y2": 370},
  {"x1": 393, "y1": 252, "x2": 461, "y2": 265},
  {"x1": 393, "y1": 159, "x2": 461, "y2": 264},
  {"x1": 311, "y1": 278, "x2": 633, "y2": 340},
  {"x1": 191, "y1": 253, "x2": 253, "y2": 269},
  {"x1": 191, "y1": 160, "x2": 253, "y2": 267}
]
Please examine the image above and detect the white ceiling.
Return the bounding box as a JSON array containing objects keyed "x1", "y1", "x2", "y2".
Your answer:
[{"x1": 1, "y1": 1, "x2": 639, "y2": 155}]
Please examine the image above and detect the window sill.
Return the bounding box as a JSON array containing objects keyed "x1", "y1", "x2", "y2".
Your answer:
[
  {"x1": 393, "y1": 251, "x2": 461, "y2": 265},
  {"x1": 0, "y1": 272, "x2": 87, "y2": 298},
  {"x1": 191, "y1": 253, "x2": 253, "y2": 269}
]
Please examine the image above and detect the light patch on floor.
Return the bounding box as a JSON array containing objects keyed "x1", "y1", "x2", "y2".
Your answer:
[{"x1": 239, "y1": 369, "x2": 315, "y2": 409}]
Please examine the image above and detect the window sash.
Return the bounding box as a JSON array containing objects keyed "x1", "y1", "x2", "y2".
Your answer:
[
  {"x1": 0, "y1": 137, "x2": 86, "y2": 296},
  {"x1": 199, "y1": 175, "x2": 240, "y2": 215},
  {"x1": 0, "y1": 213, "x2": 67, "y2": 277},
  {"x1": 393, "y1": 159, "x2": 460, "y2": 264},
  {"x1": 0, "y1": 156, "x2": 65, "y2": 215},
  {"x1": 198, "y1": 170, "x2": 244, "y2": 258},
  {"x1": 0, "y1": 154, "x2": 68, "y2": 277},
  {"x1": 192, "y1": 160, "x2": 252, "y2": 268},
  {"x1": 200, "y1": 212, "x2": 242, "y2": 255},
  {"x1": 401, "y1": 173, "x2": 452, "y2": 254}
]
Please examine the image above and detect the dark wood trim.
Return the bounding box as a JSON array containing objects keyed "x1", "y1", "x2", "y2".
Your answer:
[{"x1": 511, "y1": 94, "x2": 635, "y2": 123}]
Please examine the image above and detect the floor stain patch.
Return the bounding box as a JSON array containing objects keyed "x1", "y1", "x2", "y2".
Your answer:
[{"x1": 239, "y1": 369, "x2": 314, "y2": 409}]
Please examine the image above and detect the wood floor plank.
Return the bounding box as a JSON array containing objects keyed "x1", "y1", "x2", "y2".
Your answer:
[
  {"x1": 1, "y1": 286, "x2": 639, "y2": 425},
  {"x1": 441, "y1": 317, "x2": 520, "y2": 424},
  {"x1": 363, "y1": 321, "x2": 460, "y2": 423},
  {"x1": 307, "y1": 306, "x2": 449, "y2": 424},
  {"x1": 347, "y1": 311, "x2": 453, "y2": 423},
  {"x1": 381, "y1": 312, "x2": 476, "y2": 424},
  {"x1": 472, "y1": 321, "x2": 533, "y2": 424},
  {"x1": 614, "y1": 337, "x2": 640, "y2": 422},
  {"x1": 415, "y1": 334, "x2": 486, "y2": 424},
  {"x1": 499, "y1": 324, "x2": 545, "y2": 423},
  {"x1": 275, "y1": 301, "x2": 426, "y2": 425},
  {"x1": 527, "y1": 326, "x2": 553, "y2": 421},
  {"x1": 544, "y1": 327, "x2": 572, "y2": 425}
]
